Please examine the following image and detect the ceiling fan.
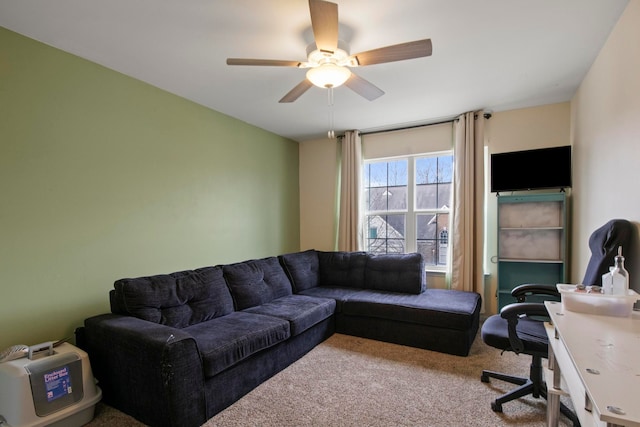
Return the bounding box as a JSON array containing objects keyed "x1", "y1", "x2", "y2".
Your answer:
[{"x1": 226, "y1": 0, "x2": 432, "y2": 103}]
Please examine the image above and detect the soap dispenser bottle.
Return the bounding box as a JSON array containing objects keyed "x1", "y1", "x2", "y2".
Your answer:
[
  {"x1": 602, "y1": 268, "x2": 613, "y2": 294},
  {"x1": 610, "y1": 246, "x2": 629, "y2": 295}
]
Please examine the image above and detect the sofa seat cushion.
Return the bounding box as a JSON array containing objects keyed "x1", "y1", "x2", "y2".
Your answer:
[
  {"x1": 298, "y1": 286, "x2": 363, "y2": 313},
  {"x1": 243, "y1": 294, "x2": 336, "y2": 336},
  {"x1": 185, "y1": 311, "x2": 290, "y2": 377},
  {"x1": 342, "y1": 289, "x2": 481, "y2": 331}
]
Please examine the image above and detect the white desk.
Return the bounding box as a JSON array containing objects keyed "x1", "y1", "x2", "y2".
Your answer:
[{"x1": 544, "y1": 301, "x2": 640, "y2": 427}]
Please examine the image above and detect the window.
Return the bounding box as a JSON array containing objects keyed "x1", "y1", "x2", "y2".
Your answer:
[{"x1": 363, "y1": 153, "x2": 453, "y2": 269}]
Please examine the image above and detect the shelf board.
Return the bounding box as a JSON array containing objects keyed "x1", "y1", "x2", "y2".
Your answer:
[
  {"x1": 499, "y1": 227, "x2": 563, "y2": 231},
  {"x1": 498, "y1": 258, "x2": 564, "y2": 263}
]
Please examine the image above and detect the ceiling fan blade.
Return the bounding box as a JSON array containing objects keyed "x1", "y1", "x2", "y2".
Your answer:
[
  {"x1": 344, "y1": 73, "x2": 384, "y2": 101},
  {"x1": 351, "y1": 39, "x2": 433, "y2": 66},
  {"x1": 279, "y1": 79, "x2": 314, "y2": 103},
  {"x1": 227, "y1": 58, "x2": 301, "y2": 67},
  {"x1": 309, "y1": 0, "x2": 338, "y2": 53}
]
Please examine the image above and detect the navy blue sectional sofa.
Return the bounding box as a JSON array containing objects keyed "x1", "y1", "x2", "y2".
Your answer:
[{"x1": 78, "y1": 250, "x2": 481, "y2": 427}]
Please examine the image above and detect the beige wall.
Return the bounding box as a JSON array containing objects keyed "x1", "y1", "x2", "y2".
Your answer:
[
  {"x1": 570, "y1": 0, "x2": 640, "y2": 291},
  {"x1": 486, "y1": 103, "x2": 571, "y2": 154},
  {"x1": 299, "y1": 138, "x2": 339, "y2": 251}
]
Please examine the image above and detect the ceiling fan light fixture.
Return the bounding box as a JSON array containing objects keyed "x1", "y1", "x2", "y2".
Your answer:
[{"x1": 306, "y1": 63, "x2": 351, "y2": 88}]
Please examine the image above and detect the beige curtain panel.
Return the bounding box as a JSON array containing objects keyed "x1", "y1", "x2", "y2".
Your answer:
[
  {"x1": 451, "y1": 112, "x2": 485, "y2": 293},
  {"x1": 337, "y1": 130, "x2": 363, "y2": 251}
]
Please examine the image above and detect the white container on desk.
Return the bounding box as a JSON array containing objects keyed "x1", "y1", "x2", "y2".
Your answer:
[{"x1": 556, "y1": 283, "x2": 640, "y2": 317}]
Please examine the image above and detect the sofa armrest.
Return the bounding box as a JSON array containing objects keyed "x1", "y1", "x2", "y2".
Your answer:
[{"x1": 83, "y1": 314, "x2": 206, "y2": 427}]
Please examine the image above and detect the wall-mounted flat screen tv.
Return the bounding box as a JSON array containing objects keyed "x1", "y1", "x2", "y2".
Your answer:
[{"x1": 490, "y1": 145, "x2": 572, "y2": 193}]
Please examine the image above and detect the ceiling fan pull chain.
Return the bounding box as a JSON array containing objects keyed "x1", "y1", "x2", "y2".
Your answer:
[
  {"x1": 328, "y1": 87, "x2": 335, "y2": 139},
  {"x1": 328, "y1": 107, "x2": 335, "y2": 139}
]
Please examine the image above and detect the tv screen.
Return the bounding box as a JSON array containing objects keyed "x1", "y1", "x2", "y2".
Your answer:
[{"x1": 490, "y1": 145, "x2": 572, "y2": 192}]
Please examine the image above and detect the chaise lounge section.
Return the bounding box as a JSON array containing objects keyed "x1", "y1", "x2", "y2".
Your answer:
[
  {"x1": 78, "y1": 250, "x2": 481, "y2": 427},
  {"x1": 281, "y1": 250, "x2": 480, "y2": 356}
]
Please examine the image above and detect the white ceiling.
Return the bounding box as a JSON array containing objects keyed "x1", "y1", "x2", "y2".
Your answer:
[{"x1": 0, "y1": 0, "x2": 629, "y2": 142}]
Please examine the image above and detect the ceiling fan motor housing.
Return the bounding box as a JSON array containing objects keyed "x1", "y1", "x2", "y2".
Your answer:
[{"x1": 304, "y1": 40, "x2": 356, "y2": 68}]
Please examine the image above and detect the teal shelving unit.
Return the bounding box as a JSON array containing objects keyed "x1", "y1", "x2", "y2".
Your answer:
[{"x1": 496, "y1": 192, "x2": 568, "y2": 311}]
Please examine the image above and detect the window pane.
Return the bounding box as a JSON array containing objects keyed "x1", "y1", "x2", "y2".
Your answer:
[
  {"x1": 415, "y1": 183, "x2": 437, "y2": 210},
  {"x1": 437, "y1": 155, "x2": 453, "y2": 183},
  {"x1": 416, "y1": 155, "x2": 453, "y2": 210},
  {"x1": 364, "y1": 160, "x2": 407, "y2": 211},
  {"x1": 416, "y1": 157, "x2": 438, "y2": 184},
  {"x1": 437, "y1": 182, "x2": 452, "y2": 209},
  {"x1": 417, "y1": 213, "x2": 449, "y2": 266},
  {"x1": 366, "y1": 214, "x2": 405, "y2": 254},
  {"x1": 366, "y1": 186, "x2": 408, "y2": 211}
]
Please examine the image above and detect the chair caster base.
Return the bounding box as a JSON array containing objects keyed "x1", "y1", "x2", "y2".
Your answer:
[{"x1": 491, "y1": 401, "x2": 503, "y2": 412}]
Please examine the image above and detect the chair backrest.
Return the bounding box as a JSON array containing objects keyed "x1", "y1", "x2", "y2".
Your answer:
[{"x1": 582, "y1": 219, "x2": 633, "y2": 286}]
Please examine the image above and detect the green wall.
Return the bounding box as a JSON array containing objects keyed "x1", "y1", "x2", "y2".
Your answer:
[{"x1": 0, "y1": 27, "x2": 300, "y2": 349}]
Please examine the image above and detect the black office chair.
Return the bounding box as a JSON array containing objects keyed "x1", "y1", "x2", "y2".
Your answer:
[{"x1": 480, "y1": 219, "x2": 632, "y2": 425}]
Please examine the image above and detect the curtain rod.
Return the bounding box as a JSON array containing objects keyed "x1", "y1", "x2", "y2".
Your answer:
[
  {"x1": 337, "y1": 112, "x2": 491, "y2": 139},
  {"x1": 359, "y1": 117, "x2": 456, "y2": 136}
]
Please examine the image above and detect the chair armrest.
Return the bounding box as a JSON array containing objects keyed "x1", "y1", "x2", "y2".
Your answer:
[
  {"x1": 500, "y1": 302, "x2": 550, "y2": 354},
  {"x1": 512, "y1": 283, "x2": 560, "y2": 302},
  {"x1": 83, "y1": 314, "x2": 206, "y2": 427},
  {"x1": 500, "y1": 302, "x2": 550, "y2": 320}
]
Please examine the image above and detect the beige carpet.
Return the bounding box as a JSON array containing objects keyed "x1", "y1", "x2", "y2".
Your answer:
[{"x1": 85, "y1": 332, "x2": 573, "y2": 427}]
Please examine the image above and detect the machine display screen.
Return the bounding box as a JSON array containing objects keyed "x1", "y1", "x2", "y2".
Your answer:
[{"x1": 44, "y1": 365, "x2": 72, "y2": 402}]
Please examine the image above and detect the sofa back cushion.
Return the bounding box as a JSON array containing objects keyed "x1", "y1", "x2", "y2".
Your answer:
[
  {"x1": 318, "y1": 251, "x2": 367, "y2": 288},
  {"x1": 365, "y1": 252, "x2": 426, "y2": 294},
  {"x1": 279, "y1": 250, "x2": 319, "y2": 292},
  {"x1": 223, "y1": 256, "x2": 293, "y2": 310},
  {"x1": 111, "y1": 266, "x2": 234, "y2": 328}
]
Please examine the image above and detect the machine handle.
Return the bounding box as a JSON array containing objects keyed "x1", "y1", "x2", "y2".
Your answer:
[{"x1": 28, "y1": 341, "x2": 55, "y2": 359}]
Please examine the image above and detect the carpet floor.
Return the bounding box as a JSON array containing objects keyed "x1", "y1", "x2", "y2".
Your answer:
[{"x1": 85, "y1": 332, "x2": 574, "y2": 426}]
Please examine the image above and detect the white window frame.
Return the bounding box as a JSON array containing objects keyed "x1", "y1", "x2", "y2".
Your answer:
[{"x1": 363, "y1": 151, "x2": 453, "y2": 271}]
